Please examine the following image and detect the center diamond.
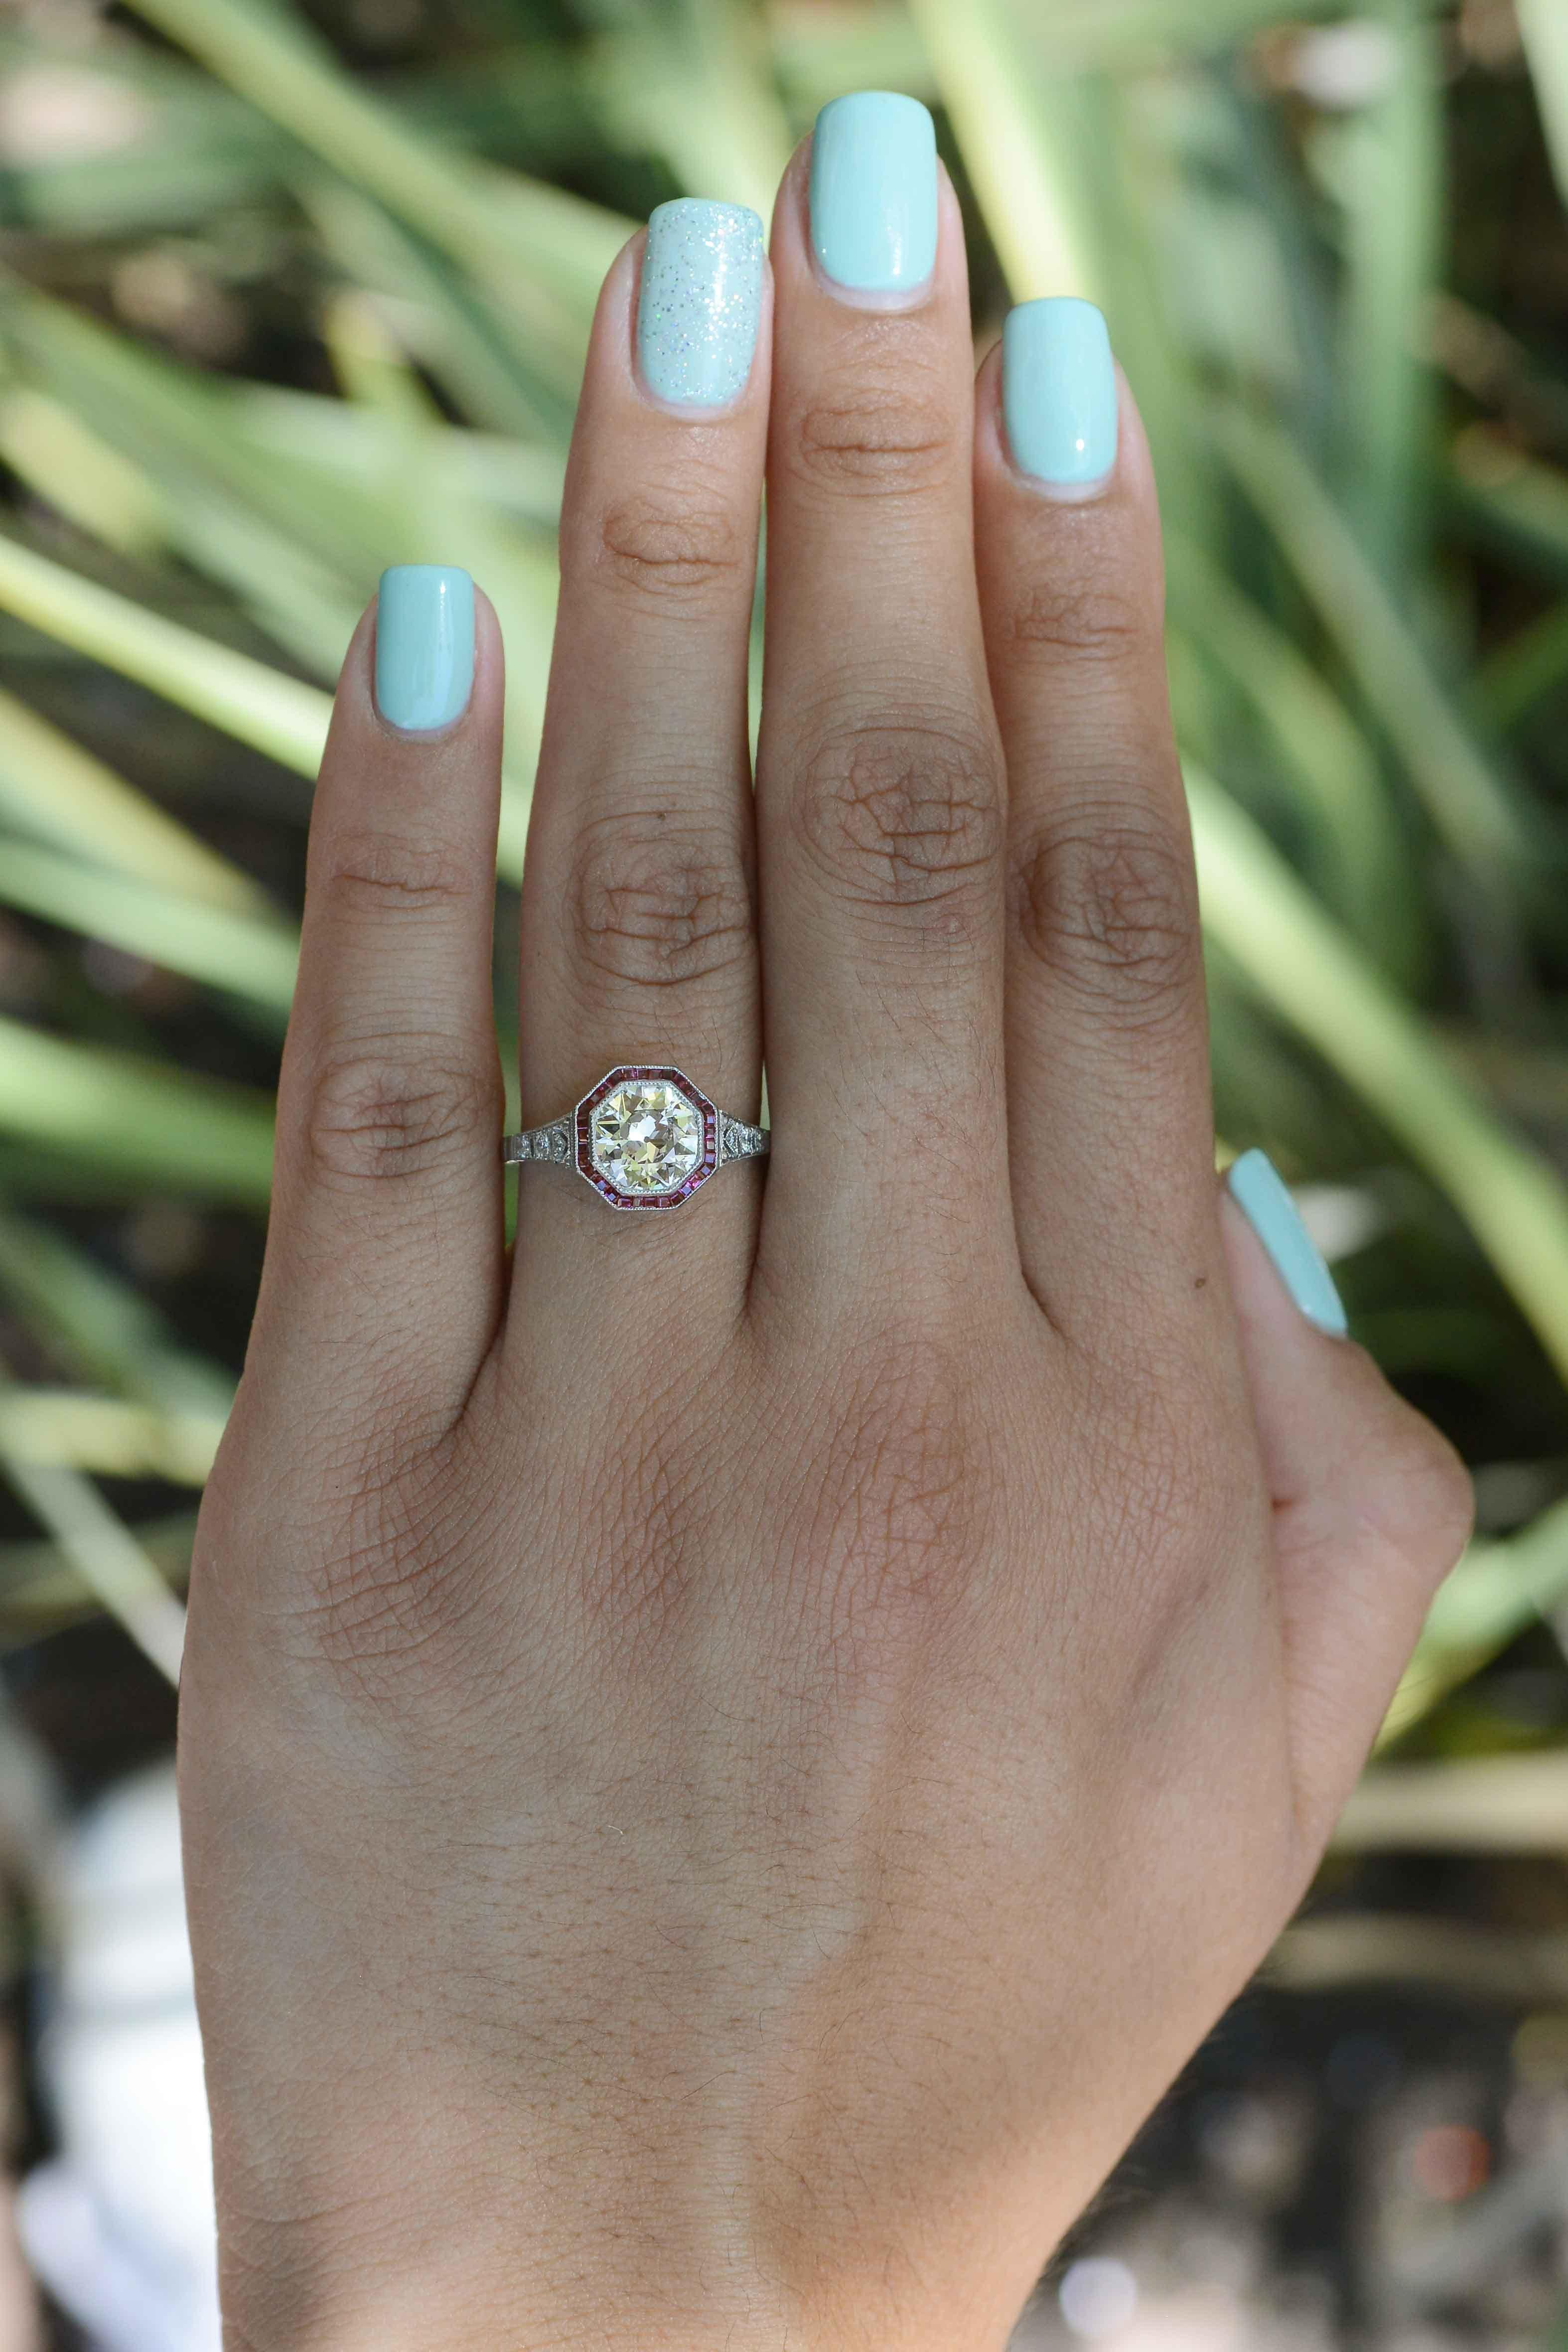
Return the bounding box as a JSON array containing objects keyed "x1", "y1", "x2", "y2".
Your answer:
[{"x1": 589, "y1": 1078, "x2": 702, "y2": 1195}]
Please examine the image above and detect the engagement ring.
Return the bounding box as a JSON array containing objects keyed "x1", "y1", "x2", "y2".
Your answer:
[{"x1": 503, "y1": 1065, "x2": 769, "y2": 1212}]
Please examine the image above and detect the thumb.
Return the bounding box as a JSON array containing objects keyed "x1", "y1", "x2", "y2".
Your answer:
[{"x1": 1221, "y1": 1153, "x2": 1473, "y2": 1842}]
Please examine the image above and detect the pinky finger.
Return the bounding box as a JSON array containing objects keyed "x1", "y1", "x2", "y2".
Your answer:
[{"x1": 1221, "y1": 1154, "x2": 1474, "y2": 1846}]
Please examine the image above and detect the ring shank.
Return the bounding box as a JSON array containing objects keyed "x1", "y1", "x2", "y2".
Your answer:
[{"x1": 502, "y1": 1113, "x2": 769, "y2": 1166}]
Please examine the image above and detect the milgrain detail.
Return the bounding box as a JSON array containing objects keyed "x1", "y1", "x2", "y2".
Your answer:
[{"x1": 721, "y1": 1118, "x2": 767, "y2": 1164}]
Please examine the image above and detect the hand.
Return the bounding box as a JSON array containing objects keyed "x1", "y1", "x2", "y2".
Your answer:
[{"x1": 180, "y1": 100, "x2": 1471, "y2": 2352}]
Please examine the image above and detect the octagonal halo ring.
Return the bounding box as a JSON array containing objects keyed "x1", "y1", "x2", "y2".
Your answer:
[{"x1": 502, "y1": 1065, "x2": 769, "y2": 1212}]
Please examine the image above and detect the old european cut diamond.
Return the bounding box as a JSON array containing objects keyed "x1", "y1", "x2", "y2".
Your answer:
[{"x1": 589, "y1": 1078, "x2": 701, "y2": 1194}]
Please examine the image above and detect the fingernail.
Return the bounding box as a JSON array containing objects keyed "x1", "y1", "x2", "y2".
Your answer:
[
  {"x1": 1001, "y1": 297, "x2": 1119, "y2": 493},
  {"x1": 809, "y1": 90, "x2": 938, "y2": 296},
  {"x1": 374, "y1": 565, "x2": 475, "y2": 733},
  {"x1": 1226, "y1": 1150, "x2": 1349, "y2": 1338},
  {"x1": 637, "y1": 198, "x2": 765, "y2": 410}
]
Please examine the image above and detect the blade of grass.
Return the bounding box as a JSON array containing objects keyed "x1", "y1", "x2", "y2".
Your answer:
[
  {"x1": 2, "y1": 271, "x2": 412, "y2": 577},
  {"x1": 906, "y1": 0, "x2": 1099, "y2": 300},
  {"x1": 121, "y1": 0, "x2": 620, "y2": 392},
  {"x1": 228, "y1": 386, "x2": 566, "y2": 528},
  {"x1": 0, "y1": 1015, "x2": 273, "y2": 1207},
  {"x1": 1518, "y1": 0, "x2": 1568, "y2": 210},
  {"x1": 0, "y1": 687, "x2": 269, "y2": 913},
  {"x1": 1448, "y1": 431, "x2": 1568, "y2": 587},
  {"x1": 1166, "y1": 530, "x2": 1410, "y2": 959},
  {"x1": 1, "y1": 277, "x2": 552, "y2": 866},
  {"x1": 1330, "y1": 0, "x2": 1441, "y2": 583},
  {"x1": 0, "y1": 841, "x2": 298, "y2": 1014},
  {"x1": 0, "y1": 386, "x2": 166, "y2": 557},
  {"x1": 0, "y1": 1386, "x2": 219, "y2": 1485},
  {"x1": 1217, "y1": 406, "x2": 1528, "y2": 876},
  {"x1": 1379, "y1": 1495, "x2": 1568, "y2": 1745},
  {"x1": 1188, "y1": 764, "x2": 1568, "y2": 1382},
  {"x1": 596, "y1": 0, "x2": 793, "y2": 226},
  {"x1": 0, "y1": 275, "x2": 387, "y2": 669},
  {"x1": 1337, "y1": 1747, "x2": 1568, "y2": 1852},
  {"x1": 0, "y1": 1451, "x2": 185, "y2": 1681},
  {"x1": 0, "y1": 1209, "x2": 233, "y2": 1421},
  {"x1": 770, "y1": 3, "x2": 934, "y2": 115},
  {"x1": 772, "y1": 0, "x2": 1376, "y2": 93},
  {"x1": 1474, "y1": 596, "x2": 1568, "y2": 731},
  {"x1": 301, "y1": 178, "x2": 576, "y2": 444},
  {"x1": 0, "y1": 539, "x2": 536, "y2": 885},
  {"x1": 0, "y1": 1348, "x2": 187, "y2": 1680},
  {"x1": 0, "y1": 1506, "x2": 192, "y2": 1631},
  {"x1": 0, "y1": 533, "x2": 329, "y2": 779}
]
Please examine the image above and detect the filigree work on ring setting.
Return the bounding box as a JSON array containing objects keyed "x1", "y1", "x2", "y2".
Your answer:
[{"x1": 502, "y1": 1066, "x2": 769, "y2": 1212}]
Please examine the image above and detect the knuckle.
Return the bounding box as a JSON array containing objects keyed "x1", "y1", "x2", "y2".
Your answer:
[
  {"x1": 1005, "y1": 570, "x2": 1161, "y2": 665},
  {"x1": 566, "y1": 808, "x2": 754, "y2": 991},
  {"x1": 1100, "y1": 1380, "x2": 1235, "y2": 1600},
  {"x1": 288, "y1": 1426, "x2": 479, "y2": 1689},
  {"x1": 317, "y1": 828, "x2": 476, "y2": 918},
  {"x1": 792, "y1": 712, "x2": 1003, "y2": 925},
  {"x1": 1011, "y1": 807, "x2": 1200, "y2": 1032},
  {"x1": 1357, "y1": 1408, "x2": 1474, "y2": 1594},
  {"x1": 790, "y1": 379, "x2": 954, "y2": 498},
  {"x1": 576, "y1": 1409, "x2": 694, "y2": 1657},
  {"x1": 592, "y1": 485, "x2": 746, "y2": 607},
  {"x1": 298, "y1": 1039, "x2": 496, "y2": 1185},
  {"x1": 801, "y1": 1327, "x2": 993, "y2": 1648}
]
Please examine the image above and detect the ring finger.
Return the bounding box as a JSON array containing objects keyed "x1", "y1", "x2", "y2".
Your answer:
[{"x1": 509, "y1": 201, "x2": 772, "y2": 1317}]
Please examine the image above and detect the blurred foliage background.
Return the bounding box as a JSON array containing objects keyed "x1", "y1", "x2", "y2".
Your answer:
[{"x1": 2, "y1": 0, "x2": 1568, "y2": 2343}]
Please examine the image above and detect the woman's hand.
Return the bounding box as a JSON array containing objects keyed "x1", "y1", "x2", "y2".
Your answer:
[{"x1": 180, "y1": 97, "x2": 1471, "y2": 2352}]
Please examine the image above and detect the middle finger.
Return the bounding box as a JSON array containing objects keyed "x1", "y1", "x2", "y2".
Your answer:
[{"x1": 754, "y1": 97, "x2": 1013, "y2": 1306}]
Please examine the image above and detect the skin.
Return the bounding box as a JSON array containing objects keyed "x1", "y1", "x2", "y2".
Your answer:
[{"x1": 179, "y1": 143, "x2": 1473, "y2": 2352}]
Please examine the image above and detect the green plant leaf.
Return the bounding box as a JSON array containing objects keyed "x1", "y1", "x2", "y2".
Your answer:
[
  {"x1": 0, "y1": 684, "x2": 269, "y2": 913},
  {"x1": 1189, "y1": 764, "x2": 1568, "y2": 1382},
  {"x1": 0, "y1": 1014, "x2": 273, "y2": 1206},
  {"x1": 1518, "y1": 0, "x2": 1568, "y2": 210},
  {"x1": 1217, "y1": 406, "x2": 1529, "y2": 879},
  {"x1": 0, "y1": 840, "x2": 299, "y2": 1014},
  {"x1": 0, "y1": 531, "x2": 330, "y2": 779}
]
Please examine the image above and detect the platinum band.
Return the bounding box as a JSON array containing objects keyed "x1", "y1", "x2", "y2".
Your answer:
[{"x1": 503, "y1": 1115, "x2": 769, "y2": 1167}]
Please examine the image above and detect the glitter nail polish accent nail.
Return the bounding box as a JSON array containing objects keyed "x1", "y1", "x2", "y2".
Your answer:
[{"x1": 637, "y1": 198, "x2": 765, "y2": 410}]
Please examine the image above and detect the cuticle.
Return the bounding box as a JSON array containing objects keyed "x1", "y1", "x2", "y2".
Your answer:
[
  {"x1": 804, "y1": 247, "x2": 937, "y2": 312},
  {"x1": 1014, "y1": 466, "x2": 1118, "y2": 505}
]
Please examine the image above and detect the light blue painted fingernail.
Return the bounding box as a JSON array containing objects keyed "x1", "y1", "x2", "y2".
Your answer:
[
  {"x1": 1226, "y1": 1150, "x2": 1349, "y2": 1338},
  {"x1": 809, "y1": 91, "x2": 938, "y2": 295},
  {"x1": 1002, "y1": 298, "x2": 1119, "y2": 491},
  {"x1": 638, "y1": 198, "x2": 764, "y2": 410},
  {"x1": 374, "y1": 565, "x2": 475, "y2": 733}
]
